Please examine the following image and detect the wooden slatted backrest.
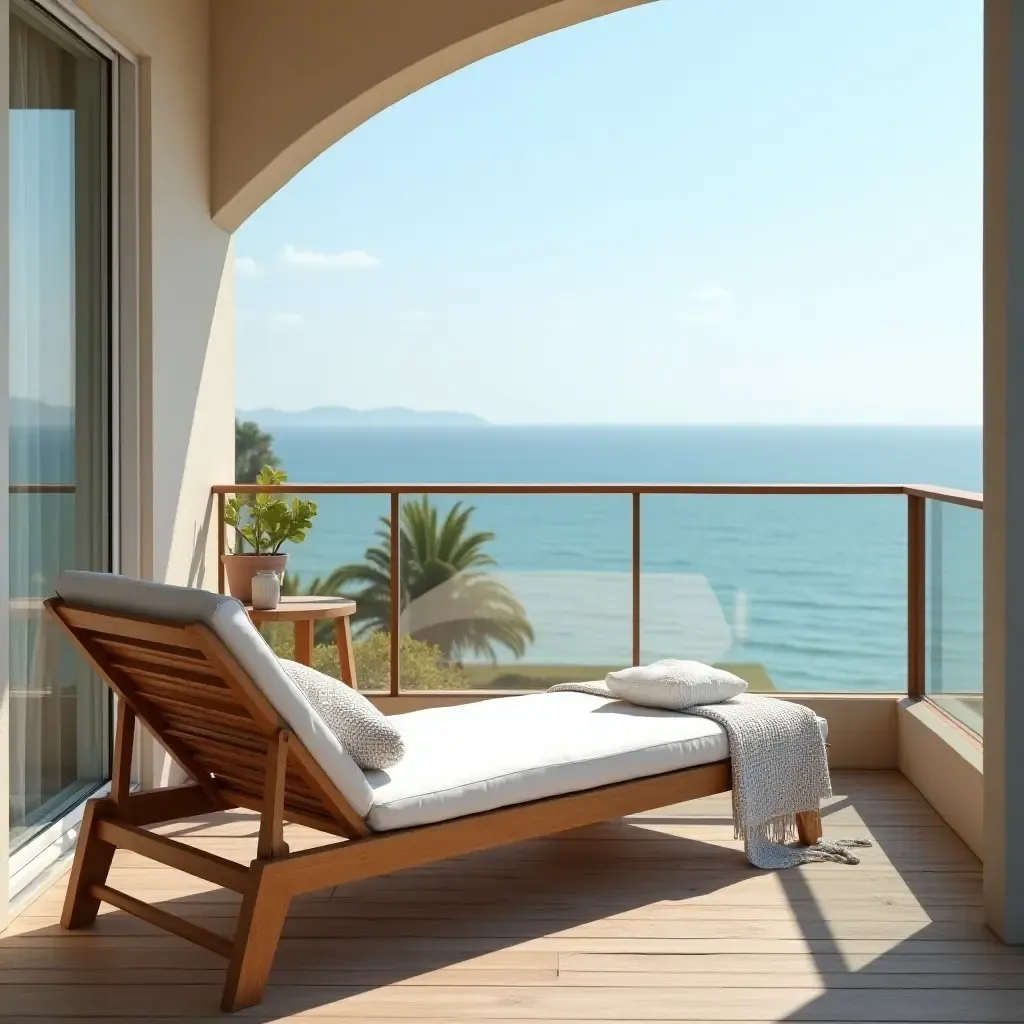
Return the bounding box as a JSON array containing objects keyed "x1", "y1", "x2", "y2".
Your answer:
[{"x1": 45, "y1": 598, "x2": 369, "y2": 839}]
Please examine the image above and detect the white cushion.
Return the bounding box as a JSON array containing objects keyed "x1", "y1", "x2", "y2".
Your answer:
[
  {"x1": 606, "y1": 660, "x2": 748, "y2": 710},
  {"x1": 279, "y1": 659, "x2": 405, "y2": 770},
  {"x1": 366, "y1": 691, "x2": 827, "y2": 831},
  {"x1": 53, "y1": 571, "x2": 374, "y2": 818}
]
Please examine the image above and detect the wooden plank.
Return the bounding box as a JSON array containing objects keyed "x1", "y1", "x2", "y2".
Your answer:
[
  {"x1": 3, "y1": 967, "x2": 1023, "y2": 990},
  {"x1": 94, "y1": 820, "x2": 250, "y2": 893},
  {"x1": 269, "y1": 761, "x2": 732, "y2": 895},
  {"x1": 217, "y1": 787, "x2": 348, "y2": 838},
  {"x1": 560, "y1": 952, "x2": 1024, "y2": 974},
  {"x1": 0, "y1": 947, "x2": 555, "y2": 971},
  {"x1": 54, "y1": 605, "x2": 200, "y2": 649},
  {"x1": 24, "y1": 896, "x2": 979, "y2": 924},
  {"x1": 8, "y1": 910, "x2": 994, "y2": 942},
  {"x1": 121, "y1": 670, "x2": 246, "y2": 711},
  {"x1": 96, "y1": 638, "x2": 223, "y2": 676},
  {"x1": 164, "y1": 722, "x2": 267, "y2": 754},
  {"x1": 134, "y1": 691, "x2": 259, "y2": 733},
  {"x1": 89, "y1": 885, "x2": 232, "y2": 958},
  {"x1": 3, "y1": 982, "x2": 1024, "y2": 1019},
  {"x1": 4, "y1": 933, "x2": 1017, "y2": 956},
  {"x1": 3, "y1": 769, "x2": 1012, "y2": 1024}
]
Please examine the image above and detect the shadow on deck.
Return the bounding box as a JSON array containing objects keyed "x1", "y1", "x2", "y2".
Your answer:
[{"x1": 2, "y1": 771, "x2": 1019, "y2": 1022}]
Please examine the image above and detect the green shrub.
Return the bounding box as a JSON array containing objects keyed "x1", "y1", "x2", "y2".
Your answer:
[{"x1": 264, "y1": 630, "x2": 469, "y2": 691}]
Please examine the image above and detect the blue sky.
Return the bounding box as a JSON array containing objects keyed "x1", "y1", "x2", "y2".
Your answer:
[{"x1": 235, "y1": 0, "x2": 982, "y2": 425}]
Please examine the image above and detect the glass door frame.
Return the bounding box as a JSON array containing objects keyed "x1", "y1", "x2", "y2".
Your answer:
[{"x1": 2, "y1": 0, "x2": 140, "y2": 917}]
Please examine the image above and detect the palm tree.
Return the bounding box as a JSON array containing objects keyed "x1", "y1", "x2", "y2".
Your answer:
[
  {"x1": 235, "y1": 419, "x2": 280, "y2": 483},
  {"x1": 316, "y1": 497, "x2": 534, "y2": 663}
]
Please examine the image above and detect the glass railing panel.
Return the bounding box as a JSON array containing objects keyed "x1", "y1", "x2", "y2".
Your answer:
[
  {"x1": 397, "y1": 493, "x2": 632, "y2": 691},
  {"x1": 250, "y1": 493, "x2": 392, "y2": 691},
  {"x1": 640, "y1": 494, "x2": 907, "y2": 692},
  {"x1": 924, "y1": 500, "x2": 983, "y2": 734}
]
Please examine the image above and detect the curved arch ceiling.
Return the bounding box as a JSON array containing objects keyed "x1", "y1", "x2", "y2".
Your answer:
[{"x1": 211, "y1": 0, "x2": 653, "y2": 230}]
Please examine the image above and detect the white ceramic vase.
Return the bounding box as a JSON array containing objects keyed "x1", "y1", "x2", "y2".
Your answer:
[{"x1": 250, "y1": 569, "x2": 282, "y2": 610}]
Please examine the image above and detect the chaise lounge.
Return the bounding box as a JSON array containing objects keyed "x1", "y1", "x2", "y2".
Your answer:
[{"x1": 46, "y1": 571, "x2": 826, "y2": 1012}]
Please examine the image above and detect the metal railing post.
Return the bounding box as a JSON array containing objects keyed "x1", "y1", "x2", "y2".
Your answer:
[
  {"x1": 216, "y1": 491, "x2": 226, "y2": 594},
  {"x1": 390, "y1": 492, "x2": 400, "y2": 696},
  {"x1": 907, "y1": 493, "x2": 927, "y2": 698},
  {"x1": 632, "y1": 492, "x2": 641, "y2": 666}
]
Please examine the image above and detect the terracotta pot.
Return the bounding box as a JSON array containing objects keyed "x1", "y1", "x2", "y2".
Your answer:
[{"x1": 221, "y1": 553, "x2": 288, "y2": 604}]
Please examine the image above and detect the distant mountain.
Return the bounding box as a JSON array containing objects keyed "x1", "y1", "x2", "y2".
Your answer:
[
  {"x1": 237, "y1": 405, "x2": 490, "y2": 428},
  {"x1": 10, "y1": 396, "x2": 73, "y2": 429}
]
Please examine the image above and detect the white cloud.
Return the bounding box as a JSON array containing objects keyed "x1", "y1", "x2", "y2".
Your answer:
[
  {"x1": 680, "y1": 284, "x2": 735, "y2": 329},
  {"x1": 271, "y1": 312, "x2": 305, "y2": 330},
  {"x1": 235, "y1": 256, "x2": 259, "y2": 277},
  {"x1": 282, "y1": 244, "x2": 382, "y2": 270}
]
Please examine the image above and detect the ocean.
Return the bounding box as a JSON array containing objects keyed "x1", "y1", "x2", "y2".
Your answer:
[{"x1": 268, "y1": 425, "x2": 983, "y2": 694}]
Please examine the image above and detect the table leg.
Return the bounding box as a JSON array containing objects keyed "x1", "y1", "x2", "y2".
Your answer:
[
  {"x1": 294, "y1": 619, "x2": 314, "y2": 667},
  {"x1": 334, "y1": 616, "x2": 358, "y2": 688}
]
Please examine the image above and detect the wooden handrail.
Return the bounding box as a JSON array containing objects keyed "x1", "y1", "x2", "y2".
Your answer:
[
  {"x1": 212, "y1": 481, "x2": 983, "y2": 505},
  {"x1": 902, "y1": 484, "x2": 984, "y2": 510},
  {"x1": 9, "y1": 483, "x2": 76, "y2": 493},
  {"x1": 213, "y1": 481, "x2": 983, "y2": 698},
  {"x1": 214, "y1": 482, "x2": 910, "y2": 495}
]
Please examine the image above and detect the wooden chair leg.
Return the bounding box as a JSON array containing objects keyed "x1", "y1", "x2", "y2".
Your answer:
[
  {"x1": 294, "y1": 619, "x2": 314, "y2": 666},
  {"x1": 221, "y1": 863, "x2": 291, "y2": 1012},
  {"x1": 333, "y1": 616, "x2": 357, "y2": 687},
  {"x1": 61, "y1": 797, "x2": 117, "y2": 930},
  {"x1": 796, "y1": 808, "x2": 823, "y2": 845}
]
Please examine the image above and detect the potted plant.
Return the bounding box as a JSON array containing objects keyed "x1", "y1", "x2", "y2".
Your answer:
[{"x1": 221, "y1": 466, "x2": 318, "y2": 603}]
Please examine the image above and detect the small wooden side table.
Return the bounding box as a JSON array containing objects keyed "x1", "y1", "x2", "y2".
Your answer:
[{"x1": 246, "y1": 596, "x2": 358, "y2": 686}]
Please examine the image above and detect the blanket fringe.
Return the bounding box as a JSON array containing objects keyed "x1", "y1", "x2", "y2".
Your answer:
[
  {"x1": 804, "y1": 837, "x2": 873, "y2": 865},
  {"x1": 742, "y1": 816, "x2": 872, "y2": 869}
]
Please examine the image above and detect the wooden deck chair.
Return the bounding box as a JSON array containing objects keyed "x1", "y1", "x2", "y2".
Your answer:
[{"x1": 46, "y1": 572, "x2": 823, "y2": 1013}]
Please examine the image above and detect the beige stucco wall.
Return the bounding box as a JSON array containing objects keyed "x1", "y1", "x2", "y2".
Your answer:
[
  {"x1": 76, "y1": 0, "x2": 233, "y2": 786},
  {"x1": 78, "y1": 0, "x2": 234, "y2": 595},
  {"x1": 898, "y1": 699, "x2": 984, "y2": 859},
  {"x1": 210, "y1": 0, "x2": 652, "y2": 230}
]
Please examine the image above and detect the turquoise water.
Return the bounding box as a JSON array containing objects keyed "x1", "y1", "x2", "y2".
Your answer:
[{"x1": 267, "y1": 425, "x2": 982, "y2": 693}]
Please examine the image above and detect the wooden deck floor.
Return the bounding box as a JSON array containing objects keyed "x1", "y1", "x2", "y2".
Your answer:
[{"x1": 2, "y1": 770, "x2": 1021, "y2": 1022}]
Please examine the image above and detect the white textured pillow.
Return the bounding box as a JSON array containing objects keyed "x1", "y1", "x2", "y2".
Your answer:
[
  {"x1": 606, "y1": 659, "x2": 747, "y2": 710},
  {"x1": 279, "y1": 660, "x2": 405, "y2": 770}
]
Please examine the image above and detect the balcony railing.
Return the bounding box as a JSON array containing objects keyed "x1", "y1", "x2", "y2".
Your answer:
[{"x1": 211, "y1": 482, "x2": 983, "y2": 733}]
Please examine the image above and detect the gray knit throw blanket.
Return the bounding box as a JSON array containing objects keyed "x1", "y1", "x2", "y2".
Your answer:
[{"x1": 548, "y1": 682, "x2": 870, "y2": 869}]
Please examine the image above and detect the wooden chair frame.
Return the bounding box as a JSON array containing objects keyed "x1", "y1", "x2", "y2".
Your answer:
[{"x1": 45, "y1": 597, "x2": 823, "y2": 1013}]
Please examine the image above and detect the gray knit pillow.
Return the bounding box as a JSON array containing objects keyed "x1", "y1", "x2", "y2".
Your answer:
[{"x1": 279, "y1": 659, "x2": 405, "y2": 770}]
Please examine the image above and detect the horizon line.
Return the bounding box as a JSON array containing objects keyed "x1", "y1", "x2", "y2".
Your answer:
[{"x1": 238, "y1": 417, "x2": 982, "y2": 429}]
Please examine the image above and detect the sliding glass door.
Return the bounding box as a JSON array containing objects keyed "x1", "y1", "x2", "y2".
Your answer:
[{"x1": 8, "y1": 1, "x2": 113, "y2": 854}]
